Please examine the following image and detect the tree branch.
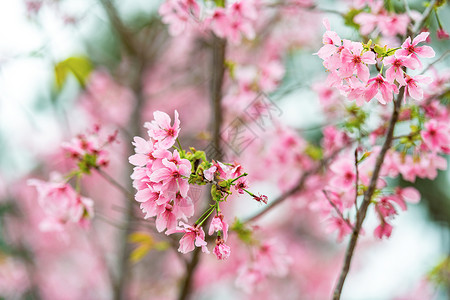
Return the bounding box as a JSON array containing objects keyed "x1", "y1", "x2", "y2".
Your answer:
[
  {"x1": 332, "y1": 87, "x2": 405, "y2": 300},
  {"x1": 244, "y1": 145, "x2": 347, "y2": 224},
  {"x1": 177, "y1": 33, "x2": 227, "y2": 300},
  {"x1": 95, "y1": 167, "x2": 135, "y2": 200}
]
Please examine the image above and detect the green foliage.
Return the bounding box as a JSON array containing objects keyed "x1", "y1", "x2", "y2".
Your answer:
[
  {"x1": 230, "y1": 219, "x2": 254, "y2": 244},
  {"x1": 305, "y1": 144, "x2": 323, "y2": 161},
  {"x1": 374, "y1": 44, "x2": 399, "y2": 58},
  {"x1": 225, "y1": 60, "x2": 237, "y2": 79},
  {"x1": 77, "y1": 153, "x2": 98, "y2": 175},
  {"x1": 214, "y1": 0, "x2": 226, "y2": 8},
  {"x1": 344, "y1": 105, "x2": 367, "y2": 133},
  {"x1": 128, "y1": 232, "x2": 169, "y2": 263},
  {"x1": 357, "y1": 151, "x2": 372, "y2": 164},
  {"x1": 428, "y1": 256, "x2": 450, "y2": 288},
  {"x1": 343, "y1": 9, "x2": 363, "y2": 30},
  {"x1": 54, "y1": 56, "x2": 93, "y2": 90}
]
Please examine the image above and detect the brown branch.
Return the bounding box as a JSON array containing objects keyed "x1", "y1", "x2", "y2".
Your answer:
[
  {"x1": 332, "y1": 2, "x2": 439, "y2": 296},
  {"x1": 420, "y1": 49, "x2": 450, "y2": 75},
  {"x1": 98, "y1": 0, "x2": 138, "y2": 57},
  {"x1": 392, "y1": 131, "x2": 420, "y2": 140},
  {"x1": 332, "y1": 86, "x2": 405, "y2": 300},
  {"x1": 97, "y1": 1, "x2": 152, "y2": 298},
  {"x1": 94, "y1": 167, "x2": 135, "y2": 200},
  {"x1": 244, "y1": 145, "x2": 347, "y2": 224},
  {"x1": 354, "y1": 148, "x2": 359, "y2": 215},
  {"x1": 412, "y1": 0, "x2": 437, "y2": 34},
  {"x1": 177, "y1": 33, "x2": 227, "y2": 300}
]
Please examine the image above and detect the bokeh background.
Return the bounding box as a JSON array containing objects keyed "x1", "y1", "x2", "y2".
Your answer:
[{"x1": 0, "y1": 0, "x2": 449, "y2": 299}]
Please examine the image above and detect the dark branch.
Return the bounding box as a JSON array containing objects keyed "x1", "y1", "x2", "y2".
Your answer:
[{"x1": 332, "y1": 87, "x2": 405, "y2": 300}]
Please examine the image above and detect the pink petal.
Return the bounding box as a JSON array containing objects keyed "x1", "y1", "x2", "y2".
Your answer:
[
  {"x1": 129, "y1": 153, "x2": 148, "y2": 166},
  {"x1": 408, "y1": 83, "x2": 423, "y2": 100},
  {"x1": 414, "y1": 45, "x2": 435, "y2": 58},
  {"x1": 153, "y1": 111, "x2": 171, "y2": 129},
  {"x1": 364, "y1": 83, "x2": 378, "y2": 102},
  {"x1": 402, "y1": 187, "x2": 421, "y2": 204},
  {"x1": 412, "y1": 32, "x2": 429, "y2": 45}
]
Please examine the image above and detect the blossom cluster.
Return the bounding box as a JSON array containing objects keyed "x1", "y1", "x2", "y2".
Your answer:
[
  {"x1": 159, "y1": 0, "x2": 259, "y2": 44},
  {"x1": 28, "y1": 173, "x2": 94, "y2": 232},
  {"x1": 353, "y1": 1, "x2": 410, "y2": 37},
  {"x1": 61, "y1": 124, "x2": 118, "y2": 171},
  {"x1": 27, "y1": 126, "x2": 117, "y2": 232},
  {"x1": 310, "y1": 18, "x2": 450, "y2": 241},
  {"x1": 130, "y1": 110, "x2": 266, "y2": 259},
  {"x1": 317, "y1": 20, "x2": 434, "y2": 105}
]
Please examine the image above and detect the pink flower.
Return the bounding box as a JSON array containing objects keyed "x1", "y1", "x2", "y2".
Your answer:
[
  {"x1": 354, "y1": 12, "x2": 378, "y2": 36},
  {"x1": 404, "y1": 74, "x2": 432, "y2": 101},
  {"x1": 256, "y1": 240, "x2": 292, "y2": 277},
  {"x1": 396, "y1": 32, "x2": 435, "y2": 67},
  {"x1": 213, "y1": 238, "x2": 231, "y2": 260},
  {"x1": 234, "y1": 177, "x2": 248, "y2": 194},
  {"x1": 128, "y1": 137, "x2": 156, "y2": 167},
  {"x1": 375, "y1": 197, "x2": 397, "y2": 218},
  {"x1": 208, "y1": 213, "x2": 229, "y2": 241},
  {"x1": 327, "y1": 216, "x2": 353, "y2": 242},
  {"x1": 149, "y1": 156, "x2": 191, "y2": 197},
  {"x1": 168, "y1": 222, "x2": 209, "y2": 254},
  {"x1": 437, "y1": 28, "x2": 450, "y2": 40},
  {"x1": 144, "y1": 110, "x2": 180, "y2": 149},
  {"x1": 421, "y1": 120, "x2": 450, "y2": 152},
  {"x1": 253, "y1": 194, "x2": 268, "y2": 204},
  {"x1": 230, "y1": 1, "x2": 257, "y2": 21},
  {"x1": 378, "y1": 13, "x2": 409, "y2": 37},
  {"x1": 28, "y1": 176, "x2": 93, "y2": 231},
  {"x1": 236, "y1": 265, "x2": 265, "y2": 293},
  {"x1": 364, "y1": 74, "x2": 398, "y2": 104},
  {"x1": 156, "y1": 203, "x2": 178, "y2": 232},
  {"x1": 316, "y1": 21, "x2": 341, "y2": 60},
  {"x1": 383, "y1": 55, "x2": 418, "y2": 85},
  {"x1": 387, "y1": 187, "x2": 421, "y2": 211},
  {"x1": 135, "y1": 184, "x2": 168, "y2": 217},
  {"x1": 159, "y1": 0, "x2": 199, "y2": 36},
  {"x1": 374, "y1": 221, "x2": 393, "y2": 239},
  {"x1": 340, "y1": 42, "x2": 376, "y2": 82},
  {"x1": 329, "y1": 157, "x2": 355, "y2": 190},
  {"x1": 203, "y1": 166, "x2": 217, "y2": 181}
]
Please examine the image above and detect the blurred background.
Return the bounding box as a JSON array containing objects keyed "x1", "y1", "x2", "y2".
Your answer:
[{"x1": 0, "y1": 0, "x2": 449, "y2": 299}]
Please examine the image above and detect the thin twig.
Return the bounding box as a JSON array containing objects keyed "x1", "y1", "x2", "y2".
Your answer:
[
  {"x1": 244, "y1": 145, "x2": 348, "y2": 224},
  {"x1": 420, "y1": 50, "x2": 450, "y2": 75},
  {"x1": 392, "y1": 131, "x2": 420, "y2": 140},
  {"x1": 332, "y1": 3, "x2": 438, "y2": 297},
  {"x1": 402, "y1": 0, "x2": 412, "y2": 19},
  {"x1": 412, "y1": 0, "x2": 437, "y2": 33},
  {"x1": 177, "y1": 33, "x2": 227, "y2": 300},
  {"x1": 97, "y1": 1, "x2": 151, "y2": 298},
  {"x1": 94, "y1": 167, "x2": 135, "y2": 199},
  {"x1": 332, "y1": 87, "x2": 405, "y2": 300},
  {"x1": 322, "y1": 190, "x2": 355, "y2": 231},
  {"x1": 353, "y1": 148, "x2": 359, "y2": 215}
]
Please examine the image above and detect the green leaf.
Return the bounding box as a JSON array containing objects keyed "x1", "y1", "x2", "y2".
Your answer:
[
  {"x1": 128, "y1": 232, "x2": 153, "y2": 244},
  {"x1": 214, "y1": 0, "x2": 225, "y2": 8},
  {"x1": 130, "y1": 244, "x2": 151, "y2": 263},
  {"x1": 54, "y1": 56, "x2": 93, "y2": 90},
  {"x1": 343, "y1": 9, "x2": 362, "y2": 30},
  {"x1": 154, "y1": 241, "x2": 170, "y2": 251},
  {"x1": 230, "y1": 219, "x2": 254, "y2": 245},
  {"x1": 357, "y1": 151, "x2": 372, "y2": 164},
  {"x1": 128, "y1": 232, "x2": 155, "y2": 263},
  {"x1": 305, "y1": 144, "x2": 323, "y2": 161}
]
